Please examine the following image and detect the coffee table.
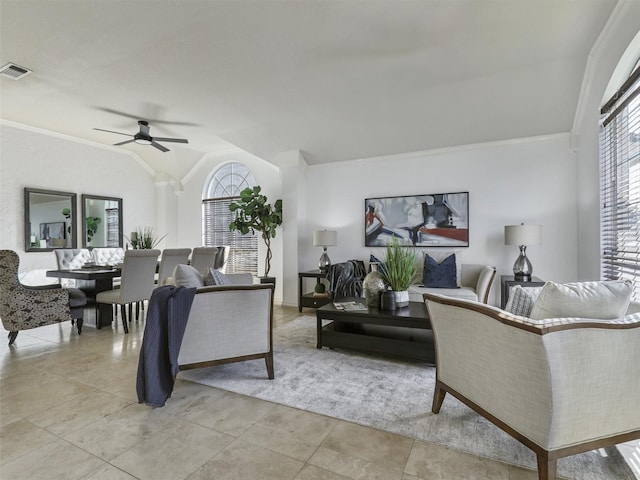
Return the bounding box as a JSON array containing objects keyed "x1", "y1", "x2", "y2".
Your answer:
[{"x1": 316, "y1": 298, "x2": 434, "y2": 363}]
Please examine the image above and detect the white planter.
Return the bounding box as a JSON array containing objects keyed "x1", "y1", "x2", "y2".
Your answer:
[{"x1": 393, "y1": 290, "x2": 409, "y2": 308}]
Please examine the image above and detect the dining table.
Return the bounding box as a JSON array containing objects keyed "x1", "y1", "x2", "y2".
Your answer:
[{"x1": 46, "y1": 267, "x2": 121, "y2": 328}]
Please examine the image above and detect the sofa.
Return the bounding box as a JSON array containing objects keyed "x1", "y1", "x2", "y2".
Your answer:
[
  {"x1": 424, "y1": 281, "x2": 640, "y2": 480},
  {"x1": 166, "y1": 264, "x2": 274, "y2": 378},
  {"x1": 408, "y1": 263, "x2": 496, "y2": 304}
]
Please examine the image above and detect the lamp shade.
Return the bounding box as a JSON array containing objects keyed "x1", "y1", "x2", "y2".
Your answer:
[
  {"x1": 313, "y1": 230, "x2": 337, "y2": 247},
  {"x1": 504, "y1": 224, "x2": 541, "y2": 246}
]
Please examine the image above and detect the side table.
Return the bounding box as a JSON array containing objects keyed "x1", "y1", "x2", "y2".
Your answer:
[
  {"x1": 298, "y1": 270, "x2": 331, "y2": 312},
  {"x1": 501, "y1": 275, "x2": 545, "y2": 309}
]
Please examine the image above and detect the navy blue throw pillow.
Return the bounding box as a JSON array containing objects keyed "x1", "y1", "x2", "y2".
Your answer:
[{"x1": 422, "y1": 254, "x2": 458, "y2": 288}]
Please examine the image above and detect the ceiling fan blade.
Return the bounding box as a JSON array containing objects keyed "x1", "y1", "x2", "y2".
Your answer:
[
  {"x1": 93, "y1": 128, "x2": 133, "y2": 137},
  {"x1": 94, "y1": 106, "x2": 200, "y2": 126},
  {"x1": 153, "y1": 137, "x2": 188, "y2": 143},
  {"x1": 113, "y1": 139, "x2": 136, "y2": 146},
  {"x1": 151, "y1": 141, "x2": 170, "y2": 152}
]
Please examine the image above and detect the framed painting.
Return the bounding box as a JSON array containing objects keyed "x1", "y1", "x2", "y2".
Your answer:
[{"x1": 365, "y1": 192, "x2": 469, "y2": 247}]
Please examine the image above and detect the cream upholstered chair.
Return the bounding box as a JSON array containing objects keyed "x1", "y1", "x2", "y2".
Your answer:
[
  {"x1": 157, "y1": 248, "x2": 191, "y2": 285},
  {"x1": 92, "y1": 247, "x2": 125, "y2": 265},
  {"x1": 190, "y1": 247, "x2": 218, "y2": 275},
  {"x1": 54, "y1": 248, "x2": 93, "y2": 287},
  {"x1": 96, "y1": 249, "x2": 160, "y2": 333},
  {"x1": 0, "y1": 250, "x2": 86, "y2": 344},
  {"x1": 424, "y1": 291, "x2": 640, "y2": 480}
]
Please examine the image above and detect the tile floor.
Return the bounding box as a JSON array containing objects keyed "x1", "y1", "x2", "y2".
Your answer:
[{"x1": 0, "y1": 304, "x2": 594, "y2": 480}]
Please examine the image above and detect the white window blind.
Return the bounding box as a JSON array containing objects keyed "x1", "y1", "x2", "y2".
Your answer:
[
  {"x1": 202, "y1": 162, "x2": 258, "y2": 275},
  {"x1": 600, "y1": 66, "x2": 640, "y2": 299}
]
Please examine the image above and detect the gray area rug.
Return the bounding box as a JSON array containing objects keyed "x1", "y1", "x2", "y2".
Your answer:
[{"x1": 179, "y1": 316, "x2": 634, "y2": 480}]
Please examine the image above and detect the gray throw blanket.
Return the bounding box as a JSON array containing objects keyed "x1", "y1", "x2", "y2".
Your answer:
[{"x1": 136, "y1": 285, "x2": 196, "y2": 407}]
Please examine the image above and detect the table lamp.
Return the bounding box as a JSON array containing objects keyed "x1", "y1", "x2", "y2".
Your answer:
[
  {"x1": 504, "y1": 223, "x2": 541, "y2": 281},
  {"x1": 313, "y1": 230, "x2": 337, "y2": 272}
]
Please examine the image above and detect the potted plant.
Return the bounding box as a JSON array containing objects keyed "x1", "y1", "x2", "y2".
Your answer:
[
  {"x1": 229, "y1": 186, "x2": 283, "y2": 280},
  {"x1": 378, "y1": 236, "x2": 418, "y2": 308},
  {"x1": 126, "y1": 227, "x2": 166, "y2": 249}
]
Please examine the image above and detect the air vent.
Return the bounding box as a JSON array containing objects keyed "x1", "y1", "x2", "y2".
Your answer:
[{"x1": 0, "y1": 62, "x2": 32, "y2": 80}]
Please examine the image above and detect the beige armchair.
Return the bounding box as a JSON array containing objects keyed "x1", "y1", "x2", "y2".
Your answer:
[
  {"x1": 177, "y1": 284, "x2": 274, "y2": 379},
  {"x1": 424, "y1": 293, "x2": 640, "y2": 480}
]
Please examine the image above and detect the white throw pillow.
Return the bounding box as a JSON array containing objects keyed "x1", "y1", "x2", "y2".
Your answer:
[
  {"x1": 505, "y1": 285, "x2": 543, "y2": 317},
  {"x1": 529, "y1": 280, "x2": 632, "y2": 320},
  {"x1": 172, "y1": 264, "x2": 204, "y2": 289}
]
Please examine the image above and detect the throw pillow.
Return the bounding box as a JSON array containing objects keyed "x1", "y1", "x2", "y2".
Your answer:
[
  {"x1": 422, "y1": 253, "x2": 458, "y2": 289},
  {"x1": 205, "y1": 268, "x2": 232, "y2": 286},
  {"x1": 172, "y1": 264, "x2": 204, "y2": 289},
  {"x1": 505, "y1": 285, "x2": 543, "y2": 317},
  {"x1": 529, "y1": 280, "x2": 632, "y2": 320},
  {"x1": 423, "y1": 251, "x2": 461, "y2": 287}
]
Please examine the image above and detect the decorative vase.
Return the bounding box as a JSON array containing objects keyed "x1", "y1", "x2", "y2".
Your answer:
[
  {"x1": 379, "y1": 290, "x2": 396, "y2": 311},
  {"x1": 363, "y1": 263, "x2": 387, "y2": 308},
  {"x1": 393, "y1": 290, "x2": 409, "y2": 308}
]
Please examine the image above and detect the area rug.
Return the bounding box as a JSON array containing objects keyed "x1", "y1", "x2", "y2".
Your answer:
[{"x1": 178, "y1": 316, "x2": 634, "y2": 480}]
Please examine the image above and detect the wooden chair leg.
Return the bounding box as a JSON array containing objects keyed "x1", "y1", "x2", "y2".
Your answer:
[
  {"x1": 128, "y1": 303, "x2": 133, "y2": 322},
  {"x1": 536, "y1": 452, "x2": 556, "y2": 480},
  {"x1": 136, "y1": 301, "x2": 140, "y2": 321},
  {"x1": 8, "y1": 331, "x2": 18, "y2": 345},
  {"x1": 265, "y1": 351, "x2": 274, "y2": 379},
  {"x1": 76, "y1": 318, "x2": 83, "y2": 335},
  {"x1": 120, "y1": 304, "x2": 129, "y2": 333},
  {"x1": 432, "y1": 380, "x2": 447, "y2": 414}
]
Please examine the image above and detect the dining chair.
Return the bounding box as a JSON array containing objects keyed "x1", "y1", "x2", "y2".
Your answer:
[
  {"x1": 157, "y1": 248, "x2": 191, "y2": 285},
  {"x1": 54, "y1": 248, "x2": 93, "y2": 287},
  {"x1": 190, "y1": 247, "x2": 218, "y2": 275},
  {"x1": 92, "y1": 247, "x2": 125, "y2": 266},
  {"x1": 213, "y1": 245, "x2": 230, "y2": 272},
  {"x1": 96, "y1": 249, "x2": 160, "y2": 333}
]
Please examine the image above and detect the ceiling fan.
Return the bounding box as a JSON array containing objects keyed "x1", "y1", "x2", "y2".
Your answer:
[{"x1": 94, "y1": 120, "x2": 188, "y2": 152}]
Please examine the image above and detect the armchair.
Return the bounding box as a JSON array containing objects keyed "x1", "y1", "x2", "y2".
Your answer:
[
  {"x1": 0, "y1": 250, "x2": 86, "y2": 344},
  {"x1": 424, "y1": 292, "x2": 640, "y2": 480}
]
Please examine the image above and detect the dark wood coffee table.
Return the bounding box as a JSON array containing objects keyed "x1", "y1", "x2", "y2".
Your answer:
[{"x1": 316, "y1": 298, "x2": 434, "y2": 363}]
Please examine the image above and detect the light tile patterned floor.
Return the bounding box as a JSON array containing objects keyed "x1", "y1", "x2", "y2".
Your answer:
[{"x1": 0, "y1": 304, "x2": 568, "y2": 480}]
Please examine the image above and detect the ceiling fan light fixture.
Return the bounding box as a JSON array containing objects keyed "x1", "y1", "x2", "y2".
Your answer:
[{"x1": 134, "y1": 138, "x2": 152, "y2": 145}]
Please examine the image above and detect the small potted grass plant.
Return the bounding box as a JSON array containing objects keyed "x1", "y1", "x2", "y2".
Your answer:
[{"x1": 378, "y1": 236, "x2": 418, "y2": 308}]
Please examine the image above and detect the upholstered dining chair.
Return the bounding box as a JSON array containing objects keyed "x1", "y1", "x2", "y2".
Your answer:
[
  {"x1": 157, "y1": 248, "x2": 191, "y2": 285},
  {"x1": 0, "y1": 250, "x2": 87, "y2": 345},
  {"x1": 54, "y1": 248, "x2": 93, "y2": 287},
  {"x1": 91, "y1": 247, "x2": 125, "y2": 266},
  {"x1": 96, "y1": 249, "x2": 160, "y2": 333},
  {"x1": 190, "y1": 247, "x2": 218, "y2": 275}
]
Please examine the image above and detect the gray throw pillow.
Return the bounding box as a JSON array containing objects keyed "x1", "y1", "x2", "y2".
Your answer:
[
  {"x1": 205, "y1": 268, "x2": 231, "y2": 286},
  {"x1": 172, "y1": 264, "x2": 204, "y2": 288}
]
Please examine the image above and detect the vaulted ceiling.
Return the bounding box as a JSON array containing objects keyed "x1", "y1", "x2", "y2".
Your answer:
[{"x1": 0, "y1": 0, "x2": 617, "y2": 181}]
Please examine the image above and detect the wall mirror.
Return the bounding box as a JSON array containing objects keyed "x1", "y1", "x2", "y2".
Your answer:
[
  {"x1": 81, "y1": 194, "x2": 123, "y2": 248},
  {"x1": 24, "y1": 187, "x2": 77, "y2": 252}
]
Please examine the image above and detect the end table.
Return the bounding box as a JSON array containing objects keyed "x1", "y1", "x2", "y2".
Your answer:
[{"x1": 298, "y1": 270, "x2": 331, "y2": 312}]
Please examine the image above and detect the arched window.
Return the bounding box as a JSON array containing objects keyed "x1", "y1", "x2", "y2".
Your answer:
[
  {"x1": 202, "y1": 162, "x2": 258, "y2": 274},
  {"x1": 600, "y1": 62, "x2": 640, "y2": 299}
]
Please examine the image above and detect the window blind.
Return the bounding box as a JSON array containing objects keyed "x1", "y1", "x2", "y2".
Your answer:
[
  {"x1": 106, "y1": 208, "x2": 119, "y2": 247},
  {"x1": 202, "y1": 196, "x2": 258, "y2": 275},
  {"x1": 600, "y1": 66, "x2": 640, "y2": 300}
]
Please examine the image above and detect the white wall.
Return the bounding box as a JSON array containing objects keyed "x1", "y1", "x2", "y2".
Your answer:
[
  {"x1": 298, "y1": 134, "x2": 578, "y2": 306},
  {"x1": 574, "y1": 0, "x2": 640, "y2": 281},
  {"x1": 0, "y1": 121, "x2": 157, "y2": 272}
]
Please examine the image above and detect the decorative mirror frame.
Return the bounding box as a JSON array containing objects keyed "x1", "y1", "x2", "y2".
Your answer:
[
  {"x1": 24, "y1": 187, "x2": 78, "y2": 252},
  {"x1": 81, "y1": 194, "x2": 123, "y2": 248}
]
